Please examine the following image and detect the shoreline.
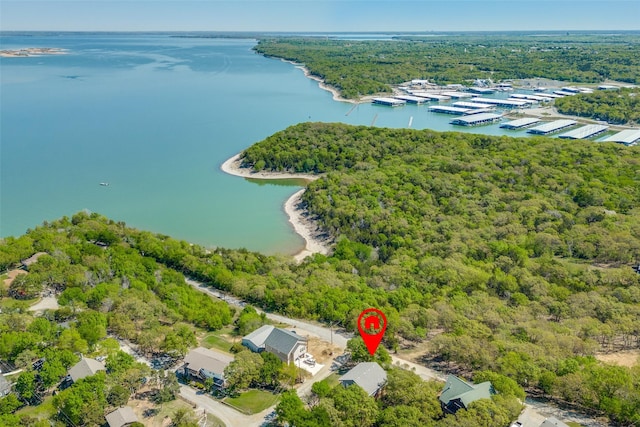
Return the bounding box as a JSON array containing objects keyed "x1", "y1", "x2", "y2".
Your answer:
[
  {"x1": 220, "y1": 154, "x2": 332, "y2": 262},
  {"x1": 279, "y1": 58, "x2": 362, "y2": 105}
]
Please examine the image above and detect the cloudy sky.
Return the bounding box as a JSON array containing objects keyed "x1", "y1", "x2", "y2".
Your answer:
[{"x1": 2, "y1": 0, "x2": 639, "y2": 32}]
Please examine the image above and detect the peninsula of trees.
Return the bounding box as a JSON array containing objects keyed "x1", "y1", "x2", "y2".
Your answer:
[
  {"x1": 554, "y1": 87, "x2": 640, "y2": 125},
  {"x1": 254, "y1": 34, "x2": 640, "y2": 98},
  {"x1": 2, "y1": 124, "x2": 640, "y2": 424}
]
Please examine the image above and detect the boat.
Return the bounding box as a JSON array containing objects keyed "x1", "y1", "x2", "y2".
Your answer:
[{"x1": 99, "y1": 182, "x2": 109, "y2": 186}]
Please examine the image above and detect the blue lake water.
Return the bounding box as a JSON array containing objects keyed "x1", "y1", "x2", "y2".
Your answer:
[{"x1": 1, "y1": 33, "x2": 531, "y2": 255}]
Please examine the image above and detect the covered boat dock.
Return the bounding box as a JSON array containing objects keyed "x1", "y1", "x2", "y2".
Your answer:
[
  {"x1": 452, "y1": 101, "x2": 494, "y2": 110},
  {"x1": 428, "y1": 105, "x2": 471, "y2": 115},
  {"x1": 372, "y1": 97, "x2": 406, "y2": 107},
  {"x1": 528, "y1": 120, "x2": 577, "y2": 135},
  {"x1": 470, "y1": 97, "x2": 528, "y2": 108},
  {"x1": 500, "y1": 117, "x2": 541, "y2": 129},
  {"x1": 393, "y1": 95, "x2": 427, "y2": 104},
  {"x1": 450, "y1": 112, "x2": 502, "y2": 126},
  {"x1": 558, "y1": 124, "x2": 609, "y2": 140},
  {"x1": 601, "y1": 129, "x2": 640, "y2": 146}
]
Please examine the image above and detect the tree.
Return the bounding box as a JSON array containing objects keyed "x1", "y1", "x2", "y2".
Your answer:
[
  {"x1": 155, "y1": 371, "x2": 180, "y2": 403},
  {"x1": 39, "y1": 359, "x2": 67, "y2": 389},
  {"x1": 259, "y1": 351, "x2": 283, "y2": 388},
  {"x1": 224, "y1": 351, "x2": 264, "y2": 392},
  {"x1": 15, "y1": 371, "x2": 36, "y2": 402},
  {"x1": 107, "y1": 385, "x2": 131, "y2": 407},
  {"x1": 346, "y1": 337, "x2": 391, "y2": 367},
  {"x1": 0, "y1": 394, "x2": 22, "y2": 415},
  {"x1": 331, "y1": 384, "x2": 378, "y2": 427},
  {"x1": 171, "y1": 408, "x2": 198, "y2": 427},
  {"x1": 106, "y1": 351, "x2": 135, "y2": 374},
  {"x1": 275, "y1": 390, "x2": 307, "y2": 426},
  {"x1": 75, "y1": 310, "x2": 107, "y2": 348}
]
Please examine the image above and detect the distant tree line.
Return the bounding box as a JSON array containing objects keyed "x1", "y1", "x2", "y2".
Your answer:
[{"x1": 254, "y1": 35, "x2": 640, "y2": 98}]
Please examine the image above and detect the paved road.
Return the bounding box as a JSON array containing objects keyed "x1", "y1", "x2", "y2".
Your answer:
[
  {"x1": 185, "y1": 278, "x2": 605, "y2": 427},
  {"x1": 180, "y1": 385, "x2": 273, "y2": 427}
]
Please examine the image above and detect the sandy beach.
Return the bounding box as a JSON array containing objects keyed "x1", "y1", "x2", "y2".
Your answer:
[
  {"x1": 0, "y1": 48, "x2": 67, "y2": 58},
  {"x1": 220, "y1": 154, "x2": 332, "y2": 262},
  {"x1": 277, "y1": 58, "x2": 362, "y2": 104}
]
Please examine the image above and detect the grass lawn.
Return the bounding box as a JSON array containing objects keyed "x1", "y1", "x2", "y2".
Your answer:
[
  {"x1": 15, "y1": 395, "x2": 55, "y2": 419},
  {"x1": 153, "y1": 399, "x2": 226, "y2": 427},
  {"x1": 201, "y1": 327, "x2": 236, "y2": 353},
  {"x1": 224, "y1": 389, "x2": 279, "y2": 414},
  {"x1": 323, "y1": 373, "x2": 340, "y2": 388}
]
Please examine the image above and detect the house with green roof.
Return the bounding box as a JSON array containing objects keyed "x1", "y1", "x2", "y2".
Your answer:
[{"x1": 439, "y1": 374, "x2": 495, "y2": 414}]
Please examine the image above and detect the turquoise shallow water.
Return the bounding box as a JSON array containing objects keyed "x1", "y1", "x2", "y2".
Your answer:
[{"x1": 1, "y1": 33, "x2": 526, "y2": 255}]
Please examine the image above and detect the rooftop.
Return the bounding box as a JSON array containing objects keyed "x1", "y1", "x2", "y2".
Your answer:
[
  {"x1": 105, "y1": 406, "x2": 139, "y2": 427},
  {"x1": 69, "y1": 357, "x2": 105, "y2": 382},
  {"x1": 339, "y1": 362, "x2": 387, "y2": 396},
  {"x1": 183, "y1": 347, "x2": 233, "y2": 376},
  {"x1": 264, "y1": 328, "x2": 307, "y2": 355}
]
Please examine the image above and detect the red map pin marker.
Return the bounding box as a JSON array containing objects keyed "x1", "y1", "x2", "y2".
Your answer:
[{"x1": 357, "y1": 308, "x2": 387, "y2": 356}]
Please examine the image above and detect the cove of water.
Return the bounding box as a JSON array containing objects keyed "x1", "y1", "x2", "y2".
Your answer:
[{"x1": 1, "y1": 33, "x2": 527, "y2": 255}]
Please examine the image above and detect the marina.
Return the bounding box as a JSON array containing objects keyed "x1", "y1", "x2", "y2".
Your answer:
[
  {"x1": 500, "y1": 117, "x2": 541, "y2": 129},
  {"x1": 558, "y1": 124, "x2": 609, "y2": 140},
  {"x1": 428, "y1": 105, "x2": 472, "y2": 115},
  {"x1": 528, "y1": 120, "x2": 577, "y2": 135},
  {"x1": 601, "y1": 129, "x2": 640, "y2": 146},
  {"x1": 450, "y1": 112, "x2": 502, "y2": 126},
  {"x1": 372, "y1": 97, "x2": 406, "y2": 107}
]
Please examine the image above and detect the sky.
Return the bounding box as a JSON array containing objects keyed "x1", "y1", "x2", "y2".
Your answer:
[{"x1": 1, "y1": 0, "x2": 639, "y2": 32}]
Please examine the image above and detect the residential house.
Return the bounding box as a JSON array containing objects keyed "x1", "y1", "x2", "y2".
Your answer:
[
  {"x1": 339, "y1": 362, "x2": 387, "y2": 398},
  {"x1": 105, "y1": 406, "x2": 139, "y2": 427},
  {"x1": 540, "y1": 417, "x2": 570, "y2": 427},
  {"x1": 20, "y1": 252, "x2": 47, "y2": 270},
  {"x1": 178, "y1": 347, "x2": 233, "y2": 389},
  {"x1": 241, "y1": 325, "x2": 275, "y2": 353},
  {"x1": 243, "y1": 326, "x2": 307, "y2": 364},
  {"x1": 439, "y1": 374, "x2": 495, "y2": 415},
  {"x1": 0, "y1": 375, "x2": 11, "y2": 397},
  {"x1": 68, "y1": 357, "x2": 105, "y2": 383}
]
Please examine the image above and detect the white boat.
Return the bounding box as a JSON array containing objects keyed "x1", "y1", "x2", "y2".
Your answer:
[{"x1": 99, "y1": 182, "x2": 109, "y2": 186}]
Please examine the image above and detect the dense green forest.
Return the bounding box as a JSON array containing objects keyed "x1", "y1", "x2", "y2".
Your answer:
[
  {"x1": 2, "y1": 124, "x2": 640, "y2": 424},
  {"x1": 0, "y1": 213, "x2": 233, "y2": 425},
  {"x1": 253, "y1": 35, "x2": 640, "y2": 98},
  {"x1": 554, "y1": 87, "x2": 640, "y2": 124}
]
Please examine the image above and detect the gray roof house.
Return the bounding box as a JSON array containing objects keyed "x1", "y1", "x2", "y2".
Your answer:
[
  {"x1": 339, "y1": 362, "x2": 387, "y2": 398},
  {"x1": 439, "y1": 375, "x2": 495, "y2": 414},
  {"x1": 243, "y1": 326, "x2": 307, "y2": 364},
  {"x1": 540, "y1": 417, "x2": 570, "y2": 427},
  {"x1": 179, "y1": 347, "x2": 233, "y2": 389},
  {"x1": 241, "y1": 325, "x2": 275, "y2": 353},
  {"x1": 105, "y1": 406, "x2": 139, "y2": 427},
  {"x1": 68, "y1": 357, "x2": 105, "y2": 383},
  {"x1": 0, "y1": 375, "x2": 11, "y2": 397},
  {"x1": 264, "y1": 328, "x2": 308, "y2": 364}
]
